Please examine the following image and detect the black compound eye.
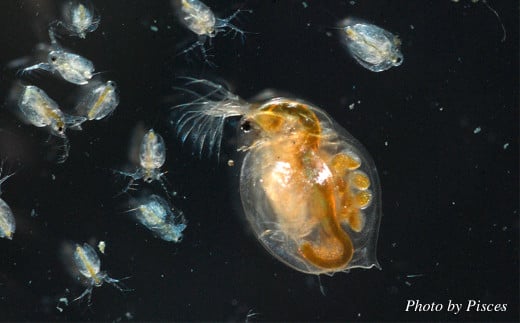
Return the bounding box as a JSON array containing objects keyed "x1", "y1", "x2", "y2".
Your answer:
[
  {"x1": 241, "y1": 120, "x2": 252, "y2": 133},
  {"x1": 50, "y1": 55, "x2": 57, "y2": 62}
]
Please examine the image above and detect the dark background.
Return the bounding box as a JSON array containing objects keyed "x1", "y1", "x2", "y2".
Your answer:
[{"x1": 0, "y1": 0, "x2": 518, "y2": 321}]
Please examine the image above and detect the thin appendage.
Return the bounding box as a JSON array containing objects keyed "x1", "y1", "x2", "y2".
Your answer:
[
  {"x1": 177, "y1": 36, "x2": 216, "y2": 67},
  {"x1": 171, "y1": 79, "x2": 245, "y2": 160},
  {"x1": 218, "y1": 8, "x2": 251, "y2": 26},
  {"x1": 173, "y1": 77, "x2": 238, "y2": 103},
  {"x1": 216, "y1": 9, "x2": 252, "y2": 42},
  {"x1": 221, "y1": 22, "x2": 246, "y2": 43},
  {"x1": 174, "y1": 107, "x2": 228, "y2": 160},
  {"x1": 112, "y1": 169, "x2": 140, "y2": 195},
  {"x1": 48, "y1": 21, "x2": 64, "y2": 46},
  {"x1": 482, "y1": 0, "x2": 506, "y2": 42},
  {"x1": 64, "y1": 115, "x2": 87, "y2": 131},
  {"x1": 0, "y1": 162, "x2": 15, "y2": 195},
  {"x1": 56, "y1": 137, "x2": 71, "y2": 164},
  {"x1": 17, "y1": 63, "x2": 54, "y2": 79},
  {"x1": 158, "y1": 174, "x2": 174, "y2": 199},
  {"x1": 72, "y1": 286, "x2": 93, "y2": 305},
  {"x1": 104, "y1": 275, "x2": 133, "y2": 292}
]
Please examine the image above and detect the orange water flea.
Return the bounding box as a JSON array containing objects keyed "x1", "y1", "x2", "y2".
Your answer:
[{"x1": 171, "y1": 79, "x2": 382, "y2": 275}]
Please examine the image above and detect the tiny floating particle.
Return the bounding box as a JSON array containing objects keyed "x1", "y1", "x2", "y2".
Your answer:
[
  {"x1": 473, "y1": 126, "x2": 481, "y2": 134},
  {"x1": 97, "y1": 241, "x2": 106, "y2": 254},
  {"x1": 227, "y1": 159, "x2": 235, "y2": 167},
  {"x1": 338, "y1": 18, "x2": 403, "y2": 72}
]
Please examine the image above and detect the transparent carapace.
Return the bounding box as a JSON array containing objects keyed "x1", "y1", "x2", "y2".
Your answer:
[
  {"x1": 338, "y1": 18, "x2": 403, "y2": 72},
  {"x1": 0, "y1": 165, "x2": 15, "y2": 240},
  {"x1": 62, "y1": 242, "x2": 128, "y2": 304},
  {"x1": 171, "y1": 79, "x2": 382, "y2": 275},
  {"x1": 49, "y1": 0, "x2": 100, "y2": 44},
  {"x1": 127, "y1": 193, "x2": 187, "y2": 242},
  {"x1": 18, "y1": 45, "x2": 95, "y2": 85}
]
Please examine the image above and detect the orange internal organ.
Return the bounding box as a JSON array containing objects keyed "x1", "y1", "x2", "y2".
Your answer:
[{"x1": 253, "y1": 101, "x2": 356, "y2": 270}]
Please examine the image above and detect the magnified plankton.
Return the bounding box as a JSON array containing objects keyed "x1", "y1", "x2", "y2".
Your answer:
[
  {"x1": 18, "y1": 47, "x2": 95, "y2": 85},
  {"x1": 128, "y1": 194, "x2": 187, "y2": 242},
  {"x1": 0, "y1": 168, "x2": 15, "y2": 240},
  {"x1": 115, "y1": 129, "x2": 170, "y2": 194},
  {"x1": 16, "y1": 85, "x2": 86, "y2": 163},
  {"x1": 68, "y1": 242, "x2": 128, "y2": 303},
  {"x1": 74, "y1": 80, "x2": 119, "y2": 120},
  {"x1": 172, "y1": 0, "x2": 248, "y2": 64},
  {"x1": 339, "y1": 19, "x2": 403, "y2": 72},
  {"x1": 171, "y1": 79, "x2": 382, "y2": 275},
  {"x1": 49, "y1": 0, "x2": 100, "y2": 44},
  {"x1": 18, "y1": 85, "x2": 86, "y2": 137}
]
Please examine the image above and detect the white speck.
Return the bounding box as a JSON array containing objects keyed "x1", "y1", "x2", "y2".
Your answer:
[
  {"x1": 51, "y1": 174, "x2": 56, "y2": 180},
  {"x1": 301, "y1": 1, "x2": 308, "y2": 8},
  {"x1": 348, "y1": 103, "x2": 355, "y2": 110},
  {"x1": 439, "y1": 106, "x2": 444, "y2": 111},
  {"x1": 325, "y1": 31, "x2": 332, "y2": 37},
  {"x1": 30, "y1": 209, "x2": 37, "y2": 217},
  {"x1": 97, "y1": 241, "x2": 106, "y2": 254},
  {"x1": 473, "y1": 126, "x2": 481, "y2": 134},
  {"x1": 503, "y1": 143, "x2": 509, "y2": 149},
  {"x1": 502, "y1": 226, "x2": 507, "y2": 231},
  {"x1": 357, "y1": 100, "x2": 361, "y2": 104},
  {"x1": 451, "y1": 201, "x2": 456, "y2": 205},
  {"x1": 150, "y1": 25, "x2": 158, "y2": 32},
  {"x1": 410, "y1": 24, "x2": 415, "y2": 30},
  {"x1": 56, "y1": 297, "x2": 68, "y2": 312},
  {"x1": 405, "y1": 281, "x2": 412, "y2": 286},
  {"x1": 384, "y1": 141, "x2": 389, "y2": 146},
  {"x1": 349, "y1": 0, "x2": 356, "y2": 5},
  {"x1": 391, "y1": 242, "x2": 397, "y2": 248},
  {"x1": 357, "y1": 313, "x2": 361, "y2": 317}
]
